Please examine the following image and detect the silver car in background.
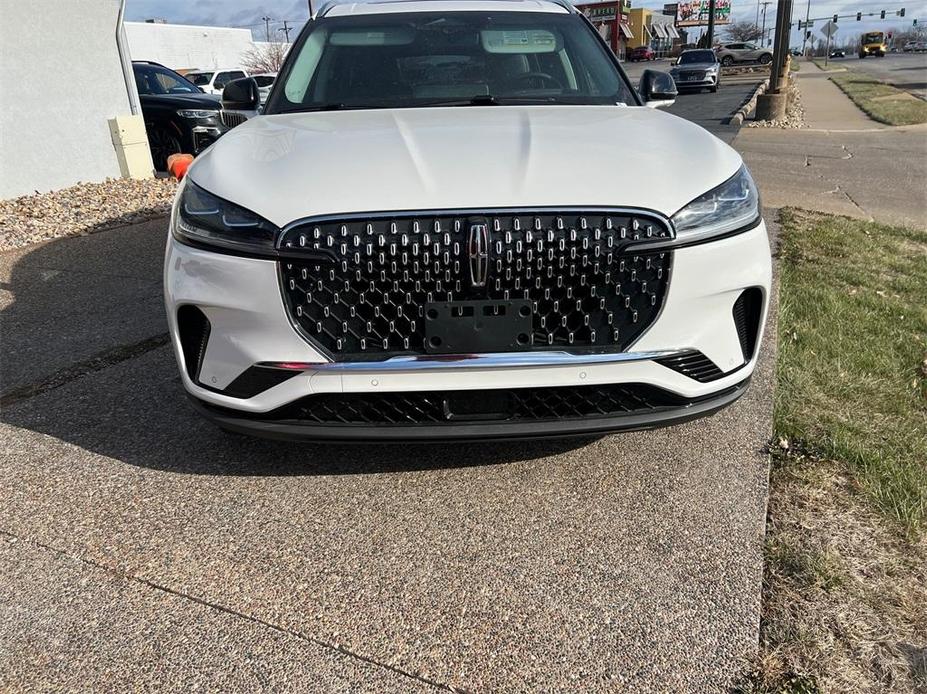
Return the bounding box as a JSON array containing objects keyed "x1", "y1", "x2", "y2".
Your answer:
[
  {"x1": 670, "y1": 49, "x2": 721, "y2": 92},
  {"x1": 715, "y1": 42, "x2": 773, "y2": 66}
]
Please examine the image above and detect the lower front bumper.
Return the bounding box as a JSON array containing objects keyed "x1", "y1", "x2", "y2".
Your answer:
[{"x1": 188, "y1": 377, "x2": 751, "y2": 442}]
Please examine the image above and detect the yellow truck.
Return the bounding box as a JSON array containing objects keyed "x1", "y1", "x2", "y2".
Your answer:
[{"x1": 859, "y1": 31, "x2": 887, "y2": 57}]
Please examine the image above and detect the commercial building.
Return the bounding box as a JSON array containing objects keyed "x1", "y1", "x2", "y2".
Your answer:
[
  {"x1": 575, "y1": 1, "x2": 633, "y2": 59},
  {"x1": 627, "y1": 7, "x2": 681, "y2": 56},
  {"x1": 124, "y1": 20, "x2": 256, "y2": 72}
]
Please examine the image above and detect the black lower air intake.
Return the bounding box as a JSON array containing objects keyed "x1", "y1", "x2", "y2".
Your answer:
[
  {"x1": 177, "y1": 305, "x2": 211, "y2": 382},
  {"x1": 733, "y1": 288, "x2": 763, "y2": 362},
  {"x1": 656, "y1": 350, "x2": 725, "y2": 382}
]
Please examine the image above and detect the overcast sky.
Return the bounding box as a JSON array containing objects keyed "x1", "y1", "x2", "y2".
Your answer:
[{"x1": 124, "y1": 0, "x2": 924, "y2": 48}]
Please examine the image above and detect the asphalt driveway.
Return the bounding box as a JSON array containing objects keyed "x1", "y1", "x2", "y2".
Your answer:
[{"x1": 0, "y1": 216, "x2": 776, "y2": 691}]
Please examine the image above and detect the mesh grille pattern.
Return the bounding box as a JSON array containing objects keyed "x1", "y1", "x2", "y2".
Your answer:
[
  {"x1": 220, "y1": 111, "x2": 248, "y2": 129},
  {"x1": 275, "y1": 383, "x2": 685, "y2": 425},
  {"x1": 278, "y1": 211, "x2": 672, "y2": 359}
]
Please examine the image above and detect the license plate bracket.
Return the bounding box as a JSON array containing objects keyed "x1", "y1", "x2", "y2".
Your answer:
[{"x1": 424, "y1": 300, "x2": 533, "y2": 354}]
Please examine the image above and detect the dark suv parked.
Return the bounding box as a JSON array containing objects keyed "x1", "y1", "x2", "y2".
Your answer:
[{"x1": 132, "y1": 61, "x2": 230, "y2": 171}]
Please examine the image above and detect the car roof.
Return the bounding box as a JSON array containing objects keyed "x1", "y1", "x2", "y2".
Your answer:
[
  {"x1": 187, "y1": 68, "x2": 246, "y2": 74},
  {"x1": 322, "y1": 0, "x2": 571, "y2": 17}
]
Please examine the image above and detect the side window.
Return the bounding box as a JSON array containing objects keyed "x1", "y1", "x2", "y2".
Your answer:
[
  {"x1": 228, "y1": 71, "x2": 246, "y2": 81},
  {"x1": 214, "y1": 72, "x2": 231, "y2": 89},
  {"x1": 744, "y1": 43, "x2": 756, "y2": 50}
]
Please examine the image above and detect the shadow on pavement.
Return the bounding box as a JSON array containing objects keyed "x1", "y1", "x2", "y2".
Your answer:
[{"x1": 1, "y1": 222, "x2": 594, "y2": 477}]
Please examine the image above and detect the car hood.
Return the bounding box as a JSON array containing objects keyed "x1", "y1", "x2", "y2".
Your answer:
[
  {"x1": 189, "y1": 105, "x2": 742, "y2": 228},
  {"x1": 139, "y1": 92, "x2": 220, "y2": 108},
  {"x1": 671, "y1": 62, "x2": 719, "y2": 70}
]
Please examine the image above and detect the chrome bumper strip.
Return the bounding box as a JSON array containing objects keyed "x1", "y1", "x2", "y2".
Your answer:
[{"x1": 306, "y1": 349, "x2": 685, "y2": 372}]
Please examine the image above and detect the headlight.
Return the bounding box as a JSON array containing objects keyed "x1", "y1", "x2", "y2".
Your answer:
[
  {"x1": 671, "y1": 165, "x2": 760, "y2": 243},
  {"x1": 172, "y1": 179, "x2": 278, "y2": 254},
  {"x1": 177, "y1": 109, "x2": 219, "y2": 119}
]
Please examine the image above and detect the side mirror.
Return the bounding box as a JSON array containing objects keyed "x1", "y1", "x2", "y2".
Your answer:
[
  {"x1": 639, "y1": 69, "x2": 677, "y2": 108},
  {"x1": 222, "y1": 77, "x2": 260, "y2": 110}
]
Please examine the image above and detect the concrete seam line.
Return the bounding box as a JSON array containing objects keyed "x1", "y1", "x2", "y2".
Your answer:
[
  {"x1": 0, "y1": 333, "x2": 171, "y2": 409},
  {"x1": 0, "y1": 529, "x2": 458, "y2": 692}
]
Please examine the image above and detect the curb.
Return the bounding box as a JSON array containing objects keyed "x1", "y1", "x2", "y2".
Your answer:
[{"x1": 726, "y1": 79, "x2": 769, "y2": 126}]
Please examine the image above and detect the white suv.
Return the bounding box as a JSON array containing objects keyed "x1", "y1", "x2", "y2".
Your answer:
[
  {"x1": 165, "y1": 0, "x2": 771, "y2": 441},
  {"x1": 186, "y1": 68, "x2": 249, "y2": 95}
]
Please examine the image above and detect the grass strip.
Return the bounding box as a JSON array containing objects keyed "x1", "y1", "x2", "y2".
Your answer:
[
  {"x1": 830, "y1": 70, "x2": 927, "y2": 125},
  {"x1": 774, "y1": 208, "x2": 927, "y2": 536},
  {"x1": 736, "y1": 209, "x2": 927, "y2": 694}
]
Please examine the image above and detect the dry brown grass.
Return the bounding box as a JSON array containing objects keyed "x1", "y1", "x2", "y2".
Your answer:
[{"x1": 739, "y1": 450, "x2": 927, "y2": 693}]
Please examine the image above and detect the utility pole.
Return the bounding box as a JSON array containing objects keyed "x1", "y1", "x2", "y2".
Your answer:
[
  {"x1": 262, "y1": 16, "x2": 273, "y2": 42},
  {"x1": 801, "y1": 0, "x2": 811, "y2": 54},
  {"x1": 760, "y1": 1, "x2": 772, "y2": 47},
  {"x1": 308, "y1": 0, "x2": 314, "y2": 17},
  {"x1": 706, "y1": 0, "x2": 716, "y2": 46},
  {"x1": 278, "y1": 20, "x2": 292, "y2": 42}
]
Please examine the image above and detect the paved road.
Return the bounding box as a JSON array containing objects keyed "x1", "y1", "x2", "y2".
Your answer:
[
  {"x1": 0, "y1": 159, "x2": 776, "y2": 690},
  {"x1": 0, "y1": 219, "x2": 776, "y2": 690},
  {"x1": 621, "y1": 59, "x2": 762, "y2": 142},
  {"x1": 830, "y1": 52, "x2": 927, "y2": 99}
]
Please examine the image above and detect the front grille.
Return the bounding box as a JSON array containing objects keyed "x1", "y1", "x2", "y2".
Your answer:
[
  {"x1": 220, "y1": 110, "x2": 248, "y2": 129},
  {"x1": 278, "y1": 210, "x2": 672, "y2": 359},
  {"x1": 679, "y1": 70, "x2": 707, "y2": 80},
  {"x1": 271, "y1": 383, "x2": 688, "y2": 425}
]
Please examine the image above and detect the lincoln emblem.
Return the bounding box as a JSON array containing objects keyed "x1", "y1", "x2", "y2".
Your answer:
[{"x1": 468, "y1": 223, "x2": 490, "y2": 288}]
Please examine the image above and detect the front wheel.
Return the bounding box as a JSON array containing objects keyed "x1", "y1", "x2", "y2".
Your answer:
[
  {"x1": 759, "y1": 54, "x2": 772, "y2": 64},
  {"x1": 721, "y1": 56, "x2": 734, "y2": 66},
  {"x1": 147, "y1": 125, "x2": 182, "y2": 172},
  {"x1": 710, "y1": 84, "x2": 718, "y2": 93}
]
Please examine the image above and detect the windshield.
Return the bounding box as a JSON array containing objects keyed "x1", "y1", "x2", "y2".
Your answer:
[
  {"x1": 269, "y1": 11, "x2": 634, "y2": 113},
  {"x1": 863, "y1": 32, "x2": 884, "y2": 43},
  {"x1": 133, "y1": 64, "x2": 199, "y2": 95},
  {"x1": 678, "y1": 50, "x2": 716, "y2": 64},
  {"x1": 188, "y1": 72, "x2": 214, "y2": 85}
]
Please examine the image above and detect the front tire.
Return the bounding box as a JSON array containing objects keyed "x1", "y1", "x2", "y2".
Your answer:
[
  {"x1": 759, "y1": 53, "x2": 772, "y2": 64},
  {"x1": 147, "y1": 125, "x2": 182, "y2": 172},
  {"x1": 721, "y1": 56, "x2": 734, "y2": 66}
]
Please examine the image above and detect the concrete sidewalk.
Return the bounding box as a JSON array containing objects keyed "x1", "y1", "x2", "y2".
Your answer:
[{"x1": 735, "y1": 62, "x2": 927, "y2": 228}]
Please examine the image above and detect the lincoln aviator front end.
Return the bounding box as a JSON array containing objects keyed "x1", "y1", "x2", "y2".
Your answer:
[{"x1": 164, "y1": 0, "x2": 772, "y2": 441}]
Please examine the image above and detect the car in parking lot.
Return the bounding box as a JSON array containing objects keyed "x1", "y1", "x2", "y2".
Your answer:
[
  {"x1": 715, "y1": 42, "x2": 772, "y2": 66},
  {"x1": 252, "y1": 72, "x2": 277, "y2": 103},
  {"x1": 132, "y1": 61, "x2": 229, "y2": 171},
  {"x1": 628, "y1": 45, "x2": 656, "y2": 61},
  {"x1": 186, "y1": 68, "x2": 250, "y2": 95},
  {"x1": 669, "y1": 49, "x2": 720, "y2": 92},
  {"x1": 166, "y1": 0, "x2": 771, "y2": 441},
  {"x1": 902, "y1": 41, "x2": 927, "y2": 52}
]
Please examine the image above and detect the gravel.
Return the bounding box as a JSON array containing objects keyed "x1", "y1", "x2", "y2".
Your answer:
[
  {"x1": 747, "y1": 79, "x2": 806, "y2": 129},
  {"x1": 0, "y1": 177, "x2": 177, "y2": 252}
]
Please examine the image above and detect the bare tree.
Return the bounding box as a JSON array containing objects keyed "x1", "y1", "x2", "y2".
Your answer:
[
  {"x1": 241, "y1": 40, "x2": 289, "y2": 73},
  {"x1": 724, "y1": 21, "x2": 763, "y2": 43}
]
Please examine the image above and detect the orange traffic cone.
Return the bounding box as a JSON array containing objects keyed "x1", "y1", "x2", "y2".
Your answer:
[{"x1": 167, "y1": 153, "x2": 195, "y2": 180}]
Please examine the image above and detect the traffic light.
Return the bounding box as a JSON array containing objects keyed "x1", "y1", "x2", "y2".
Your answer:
[
  {"x1": 898, "y1": 8, "x2": 905, "y2": 16},
  {"x1": 833, "y1": 13, "x2": 838, "y2": 22},
  {"x1": 806, "y1": 30, "x2": 812, "y2": 38},
  {"x1": 856, "y1": 12, "x2": 862, "y2": 20},
  {"x1": 880, "y1": 10, "x2": 885, "y2": 18}
]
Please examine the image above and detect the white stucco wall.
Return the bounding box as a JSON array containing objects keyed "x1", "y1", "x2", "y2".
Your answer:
[
  {"x1": 0, "y1": 0, "x2": 134, "y2": 199},
  {"x1": 125, "y1": 21, "x2": 256, "y2": 71}
]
